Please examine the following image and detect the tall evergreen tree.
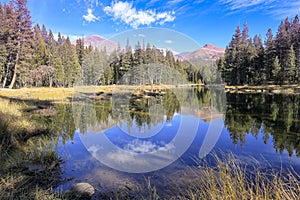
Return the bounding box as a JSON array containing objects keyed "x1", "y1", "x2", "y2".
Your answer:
[
  {"x1": 272, "y1": 56, "x2": 282, "y2": 85},
  {"x1": 32, "y1": 24, "x2": 49, "y2": 68},
  {"x1": 133, "y1": 41, "x2": 143, "y2": 66},
  {"x1": 61, "y1": 37, "x2": 80, "y2": 87},
  {"x1": 0, "y1": 2, "x2": 17, "y2": 87},
  {"x1": 245, "y1": 37, "x2": 256, "y2": 84},
  {"x1": 275, "y1": 17, "x2": 291, "y2": 75},
  {"x1": 76, "y1": 37, "x2": 85, "y2": 67},
  {"x1": 290, "y1": 15, "x2": 300, "y2": 82},
  {"x1": 9, "y1": 0, "x2": 34, "y2": 88},
  {"x1": 48, "y1": 29, "x2": 62, "y2": 87},
  {"x1": 222, "y1": 25, "x2": 242, "y2": 85},
  {"x1": 41, "y1": 24, "x2": 48, "y2": 43},
  {"x1": 165, "y1": 50, "x2": 175, "y2": 68},
  {"x1": 264, "y1": 28, "x2": 276, "y2": 81},
  {"x1": 285, "y1": 45, "x2": 296, "y2": 83},
  {"x1": 253, "y1": 35, "x2": 265, "y2": 84}
]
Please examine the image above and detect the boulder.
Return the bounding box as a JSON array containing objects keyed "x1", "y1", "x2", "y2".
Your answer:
[{"x1": 70, "y1": 182, "x2": 95, "y2": 198}]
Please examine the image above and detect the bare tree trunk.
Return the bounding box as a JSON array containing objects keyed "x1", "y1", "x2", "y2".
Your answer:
[
  {"x1": 49, "y1": 77, "x2": 53, "y2": 88},
  {"x1": 2, "y1": 76, "x2": 7, "y2": 88},
  {"x1": 9, "y1": 41, "x2": 20, "y2": 89},
  {"x1": 9, "y1": 64, "x2": 17, "y2": 89}
]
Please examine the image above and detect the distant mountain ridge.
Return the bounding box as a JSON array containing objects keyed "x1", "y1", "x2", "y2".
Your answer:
[
  {"x1": 79, "y1": 35, "x2": 119, "y2": 54},
  {"x1": 175, "y1": 43, "x2": 225, "y2": 63}
]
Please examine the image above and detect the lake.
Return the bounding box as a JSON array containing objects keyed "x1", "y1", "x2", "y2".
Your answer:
[{"x1": 50, "y1": 87, "x2": 300, "y2": 196}]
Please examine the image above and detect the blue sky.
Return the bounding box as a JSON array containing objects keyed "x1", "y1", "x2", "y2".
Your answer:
[{"x1": 3, "y1": 0, "x2": 300, "y2": 49}]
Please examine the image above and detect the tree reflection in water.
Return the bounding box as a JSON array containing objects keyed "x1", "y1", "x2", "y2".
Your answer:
[{"x1": 52, "y1": 89, "x2": 300, "y2": 157}]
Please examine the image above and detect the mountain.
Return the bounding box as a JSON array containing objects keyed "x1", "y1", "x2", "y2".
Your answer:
[
  {"x1": 175, "y1": 43, "x2": 224, "y2": 64},
  {"x1": 82, "y1": 35, "x2": 119, "y2": 54}
]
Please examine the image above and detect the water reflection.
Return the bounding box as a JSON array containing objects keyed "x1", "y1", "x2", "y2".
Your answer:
[
  {"x1": 72, "y1": 87, "x2": 222, "y2": 134},
  {"x1": 70, "y1": 86, "x2": 226, "y2": 172},
  {"x1": 225, "y1": 93, "x2": 300, "y2": 156},
  {"x1": 52, "y1": 89, "x2": 300, "y2": 158}
]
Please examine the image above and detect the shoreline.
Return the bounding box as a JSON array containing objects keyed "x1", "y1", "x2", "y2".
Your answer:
[
  {"x1": 0, "y1": 84, "x2": 300, "y2": 101},
  {"x1": 225, "y1": 84, "x2": 300, "y2": 94}
]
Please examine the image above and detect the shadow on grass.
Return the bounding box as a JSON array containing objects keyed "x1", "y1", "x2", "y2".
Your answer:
[{"x1": 0, "y1": 97, "x2": 66, "y2": 199}]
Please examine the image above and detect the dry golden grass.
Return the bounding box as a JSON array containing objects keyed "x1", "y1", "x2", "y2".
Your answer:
[
  {"x1": 0, "y1": 86, "x2": 119, "y2": 101},
  {"x1": 0, "y1": 98, "x2": 64, "y2": 200},
  {"x1": 0, "y1": 98, "x2": 23, "y2": 116},
  {"x1": 225, "y1": 84, "x2": 300, "y2": 94},
  {"x1": 0, "y1": 87, "x2": 75, "y2": 101},
  {"x1": 0, "y1": 85, "x2": 204, "y2": 101},
  {"x1": 175, "y1": 154, "x2": 300, "y2": 200}
]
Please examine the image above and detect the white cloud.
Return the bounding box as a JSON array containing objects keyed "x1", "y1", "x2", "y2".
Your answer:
[
  {"x1": 104, "y1": 1, "x2": 176, "y2": 28},
  {"x1": 82, "y1": 0, "x2": 100, "y2": 9},
  {"x1": 220, "y1": 0, "x2": 271, "y2": 10},
  {"x1": 83, "y1": 8, "x2": 99, "y2": 22},
  {"x1": 106, "y1": 150, "x2": 137, "y2": 164},
  {"x1": 270, "y1": 1, "x2": 300, "y2": 17},
  {"x1": 138, "y1": 34, "x2": 146, "y2": 37},
  {"x1": 167, "y1": 0, "x2": 185, "y2": 6},
  {"x1": 164, "y1": 40, "x2": 173, "y2": 44},
  {"x1": 219, "y1": 0, "x2": 300, "y2": 17},
  {"x1": 125, "y1": 139, "x2": 175, "y2": 153},
  {"x1": 103, "y1": 139, "x2": 175, "y2": 165}
]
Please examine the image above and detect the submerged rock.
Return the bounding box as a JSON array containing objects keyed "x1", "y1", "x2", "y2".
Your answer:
[{"x1": 70, "y1": 182, "x2": 95, "y2": 198}]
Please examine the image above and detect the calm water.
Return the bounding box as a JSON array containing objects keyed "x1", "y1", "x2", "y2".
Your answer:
[{"x1": 51, "y1": 87, "x2": 300, "y2": 195}]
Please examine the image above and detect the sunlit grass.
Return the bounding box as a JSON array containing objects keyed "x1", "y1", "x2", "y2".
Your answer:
[
  {"x1": 174, "y1": 154, "x2": 300, "y2": 200},
  {"x1": 0, "y1": 86, "x2": 116, "y2": 101},
  {"x1": 0, "y1": 98, "x2": 23, "y2": 116},
  {"x1": 225, "y1": 84, "x2": 300, "y2": 94},
  {"x1": 0, "y1": 84, "x2": 201, "y2": 101},
  {"x1": 0, "y1": 87, "x2": 75, "y2": 101},
  {"x1": 0, "y1": 98, "x2": 64, "y2": 200}
]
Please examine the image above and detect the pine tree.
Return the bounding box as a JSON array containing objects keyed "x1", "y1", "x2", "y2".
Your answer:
[
  {"x1": 223, "y1": 25, "x2": 242, "y2": 85},
  {"x1": 9, "y1": 0, "x2": 34, "y2": 88},
  {"x1": 61, "y1": 37, "x2": 80, "y2": 87},
  {"x1": 76, "y1": 37, "x2": 85, "y2": 67},
  {"x1": 41, "y1": 24, "x2": 48, "y2": 44},
  {"x1": 0, "y1": 2, "x2": 17, "y2": 87},
  {"x1": 272, "y1": 56, "x2": 281, "y2": 84},
  {"x1": 32, "y1": 24, "x2": 49, "y2": 67},
  {"x1": 81, "y1": 48, "x2": 104, "y2": 85},
  {"x1": 165, "y1": 50, "x2": 175, "y2": 68},
  {"x1": 290, "y1": 15, "x2": 300, "y2": 82},
  {"x1": 253, "y1": 35, "x2": 265, "y2": 84},
  {"x1": 275, "y1": 17, "x2": 291, "y2": 76},
  {"x1": 57, "y1": 32, "x2": 64, "y2": 45},
  {"x1": 133, "y1": 41, "x2": 143, "y2": 66},
  {"x1": 145, "y1": 42, "x2": 154, "y2": 64},
  {"x1": 245, "y1": 37, "x2": 256, "y2": 84},
  {"x1": 48, "y1": 29, "x2": 62, "y2": 87},
  {"x1": 285, "y1": 45, "x2": 296, "y2": 83},
  {"x1": 264, "y1": 28, "x2": 276, "y2": 81}
]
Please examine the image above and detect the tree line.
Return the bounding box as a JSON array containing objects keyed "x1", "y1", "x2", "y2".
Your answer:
[
  {"x1": 0, "y1": 0, "x2": 82, "y2": 88},
  {"x1": 218, "y1": 15, "x2": 300, "y2": 86},
  {"x1": 0, "y1": 0, "x2": 205, "y2": 89}
]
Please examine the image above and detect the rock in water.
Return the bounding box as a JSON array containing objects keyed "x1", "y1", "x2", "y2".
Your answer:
[{"x1": 70, "y1": 182, "x2": 95, "y2": 198}]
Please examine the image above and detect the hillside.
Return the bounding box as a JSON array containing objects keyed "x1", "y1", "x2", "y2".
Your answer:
[
  {"x1": 175, "y1": 43, "x2": 224, "y2": 65},
  {"x1": 83, "y1": 35, "x2": 119, "y2": 54}
]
